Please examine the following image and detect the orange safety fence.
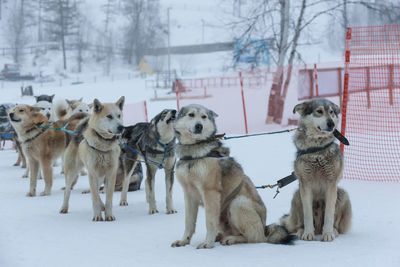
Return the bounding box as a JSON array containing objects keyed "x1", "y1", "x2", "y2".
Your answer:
[{"x1": 341, "y1": 25, "x2": 400, "y2": 182}]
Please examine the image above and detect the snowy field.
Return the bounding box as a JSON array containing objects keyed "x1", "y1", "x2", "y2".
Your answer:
[{"x1": 1, "y1": 80, "x2": 400, "y2": 266}]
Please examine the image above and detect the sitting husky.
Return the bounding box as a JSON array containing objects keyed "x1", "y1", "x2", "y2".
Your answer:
[
  {"x1": 8, "y1": 105, "x2": 87, "y2": 196},
  {"x1": 171, "y1": 104, "x2": 294, "y2": 249},
  {"x1": 60, "y1": 97, "x2": 124, "y2": 221},
  {"x1": 280, "y1": 98, "x2": 352, "y2": 242},
  {"x1": 120, "y1": 109, "x2": 177, "y2": 214}
]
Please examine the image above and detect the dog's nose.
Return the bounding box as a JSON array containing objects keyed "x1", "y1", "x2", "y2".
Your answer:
[
  {"x1": 171, "y1": 110, "x2": 177, "y2": 115},
  {"x1": 327, "y1": 120, "x2": 334, "y2": 131},
  {"x1": 9, "y1": 113, "x2": 14, "y2": 119},
  {"x1": 117, "y1": 125, "x2": 124, "y2": 133},
  {"x1": 194, "y1": 123, "x2": 203, "y2": 134}
]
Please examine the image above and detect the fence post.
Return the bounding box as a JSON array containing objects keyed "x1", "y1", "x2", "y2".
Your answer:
[
  {"x1": 239, "y1": 72, "x2": 249, "y2": 134},
  {"x1": 340, "y1": 27, "x2": 351, "y2": 154},
  {"x1": 313, "y1": 63, "x2": 319, "y2": 97},
  {"x1": 143, "y1": 100, "x2": 149, "y2": 123},
  {"x1": 175, "y1": 81, "x2": 180, "y2": 110}
]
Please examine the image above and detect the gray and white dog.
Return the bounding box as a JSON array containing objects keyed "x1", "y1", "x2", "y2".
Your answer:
[
  {"x1": 172, "y1": 104, "x2": 294, "y2": 249},
  {"x1": 120, "y1": 109, "x2": 177, "y2": 214},
  {"x1": 281, "y1": 98, "x2": 352, "y2": 242}
]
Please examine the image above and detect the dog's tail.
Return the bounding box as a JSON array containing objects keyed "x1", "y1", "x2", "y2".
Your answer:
[
  {"x1": 264, "y1": 223, "x2": 296, "y2": 245},
  {"x1": 54, "y1": 99, "x2": 68, "y2": 120}
]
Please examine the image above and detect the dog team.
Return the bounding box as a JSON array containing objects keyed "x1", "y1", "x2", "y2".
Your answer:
[{"x1": 7, "y1": 95, "x2": 352, "y2": 248}]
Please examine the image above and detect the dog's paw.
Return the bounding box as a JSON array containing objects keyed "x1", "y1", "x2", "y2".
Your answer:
[
  {"x1": 321, "y1": 232, "x2": 335, "y2": 242},
  {"x1": 171, "y1": 239, "x2": 189, "y2": 247},
  {"x1": 59, "y1": 207, "x2": 68, "y2": 214},
  {"x1": 22, "y1": 174, "x2": 28, "y2": 178},
  {"x1": 119, "y1": 200, "x2": 128, "y2": 206},
  {"x1": 301, "y1": 232, "x2": 315, "y2": 241},
  {"x1": 26, "y1": 191, "x2": 35, "y2": 197},
  {"x1": 105, "y1": 215, "x2": 115, "y2": 221},
  {"x1": 296, "y1": 229, "x2": 304, "y2": 239},
  {"x1": 81, "y1": 189, "x2": 90, "y2": 194},
  {"x1": 166, "y1": 209, "x2": 177, "y2": 214},
  {"x1": 92, "y1": 215, "x2": 104, "y2": 222},
  {"x1": 196, "y1": 242, "x2": 215, "y2": 249},
  {"x1": 149, "y1": 208, "x2": 159, "y2": 215},
  {"x1": 39, "y1": 191, "x2": 50, "y2": 196},
  {"x1": 221, "y1": 236, "x2": 235, "y2": 246},
  {"x1": 13, "y1": 162, "x2": 19, "y2": 166}
]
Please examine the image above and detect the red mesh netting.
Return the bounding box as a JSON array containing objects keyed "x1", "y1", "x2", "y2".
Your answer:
[{"x1": 341, "y1": 25, "x2": 400, "y2": 182}]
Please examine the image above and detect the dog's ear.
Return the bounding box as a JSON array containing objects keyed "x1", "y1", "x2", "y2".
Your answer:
[
  {"x1": 50, "y1": 94, "x2": 55, "y2": 103},
  {"x1": 66, "y1": 99, "x2": 73, "y2": 106},
  {"x1": 115, "y1": 96, "x2": 125, "y2": 111},
  {"x1": 78, "y1": 97, "x2": 83, "y2": 102},
  {"x1": 34, "y1": 96, "x2": 39, "y2": 103},
  {"x1": 177, "y1": 106, "x2": 188, "y2": 118},
  {"x1": 93, "y1": 99, "x2": 103, "y2": 113},
  {"x1": 88, "y1": 103, "x2": 93, "y2": 109},
  {"x1": 207, "y1": 109, "x2": 218, "y2": 119},
  {"x1": 332, "y1": 103, "x2": 340, "y2": 115},
  {"x1": 293, "y1": 102, "x2": 310, "y2": 116}
]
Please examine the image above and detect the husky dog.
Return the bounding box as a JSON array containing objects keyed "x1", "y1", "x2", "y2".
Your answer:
[
  {"x1": 35, "y1": 94, "x2": 55, "y2": 103},
  {"x1": 280, "y1": 98, "x2": 352, "y2": 242},
  {"x1": 60, "y1": 97, "x2": 124, "y2": 221},
  {"x1": 54, "y1": 98, "x2": 92, "y2": 121},
  {"x1": 34, "y1": 101, "x2": 55, "y2": 122},
  {"x1": 119, "y1": 109, "x2": 177, "y2": 214},
  {"x1": 171, "y1": 104, "x2": 294, "y2": 249},
  {"x1": 8, "y1": 104, "x2": 87, "y2": 196}
]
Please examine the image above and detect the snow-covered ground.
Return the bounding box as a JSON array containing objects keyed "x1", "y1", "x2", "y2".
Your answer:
[
  {"x1": 1, "y1": 132, "x2": 399, "y2": 267},
  {"x1": 1, "y1": 78, "x2": 400, "y2": 267}
]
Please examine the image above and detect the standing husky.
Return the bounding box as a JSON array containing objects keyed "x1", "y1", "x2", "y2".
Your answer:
[
  {"x1": 8, "y1": 105, "x2": 86, "y2": 196},
  {"x1": 120, "y1": 109, "x2": 177, "y2": 214},
  {"x1": 280, "y1": 98, "x2": 352, "y2": 242},
  {"x1": 60, "y1": 97, "x2": 124, "y2": 221},
  {"x1": 171, "y1": 104, "x2": 294, "y2": 249}
]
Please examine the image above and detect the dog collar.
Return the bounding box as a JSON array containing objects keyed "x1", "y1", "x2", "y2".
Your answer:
[
  {"x1": 24, "y1": 129, "x2": 47, "y2": 143},
  {"x1": 85, "y1": 139, "x2": 111, "y2": 153},
  {"x1": 179, "y1": 150, "x2": 227, "y2": 161},
  {"x1": 296, "y1": 142, "x2": 334, "y2": 157}
]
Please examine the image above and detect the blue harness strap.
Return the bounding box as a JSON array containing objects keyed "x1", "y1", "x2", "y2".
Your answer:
[{"x1": 124, "y1": 143, "x2": 164, "y2": 169}]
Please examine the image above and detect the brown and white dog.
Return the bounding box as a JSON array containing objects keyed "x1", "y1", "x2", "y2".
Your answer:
[
  {"x1": 8, "y1": 104, "x2": 87, "y2": 196},
  {"x1": 60, "y1": 97, "x2": 124, "y2": 221}
]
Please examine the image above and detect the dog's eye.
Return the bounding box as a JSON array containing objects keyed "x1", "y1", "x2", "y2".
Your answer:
[
  {"x1": 107, "y1": 115, "x2": 113, "y2": 119},
  {"x1": 201, "y1": 115, "x2": 207, "y2": 119},
  {"x1": 117, "y1": 114, "x2": 121, "y2": 118},
  {"x1": 329, "y1": 110, "x2": 334, "y2": 115},
  {"x1": 188, "y1": 113, "x2": 195, "y2": 118},
  {"x1": 316, "y1": 110, "x2": 323, "y2": 115},
  {"x1": 79, "y1": 109, "x2": 82, "y2": 112}
]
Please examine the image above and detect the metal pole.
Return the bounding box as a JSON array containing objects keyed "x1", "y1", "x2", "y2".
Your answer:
[
  {"x1": 201, "y1": 19, "x2": 205, "y2": 43},
  {"x1": 167, "y1": 7, "x2": 171, "y2": 86}
]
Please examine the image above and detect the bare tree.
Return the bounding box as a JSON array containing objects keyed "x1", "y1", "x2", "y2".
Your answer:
[
  {"x1": 121, "y1": 0, "x2": 163, "y2": 65},
  {"x1": 229, "y1": 0, "x2": 344, "y2": 124},
  {"x1": 102, "y1": 0, "x2": 117, "y2": 75},
  {"x1": 42, "y1": 0, "x2": 81, "y2": 70},
  {"x1": 4, "y1": 1, "x2": 26, "y2": 63}
]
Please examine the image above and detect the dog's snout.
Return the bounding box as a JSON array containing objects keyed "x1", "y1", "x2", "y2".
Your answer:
[
  {"x1": 171, "y1": 110, "x2": 177, "y2": 116},
  {"x1": 9, "y1": 113, "x2": 14, "y2": 119},
  {"x1": 194, "y1": 123, "x2": 203, "y2": 134},
  {"x1": 117, "y1": 125, "x2": 124, "y2": 133},
  {"x1": 327, "y1": 119, "x2": 334, "y2": 130}
]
